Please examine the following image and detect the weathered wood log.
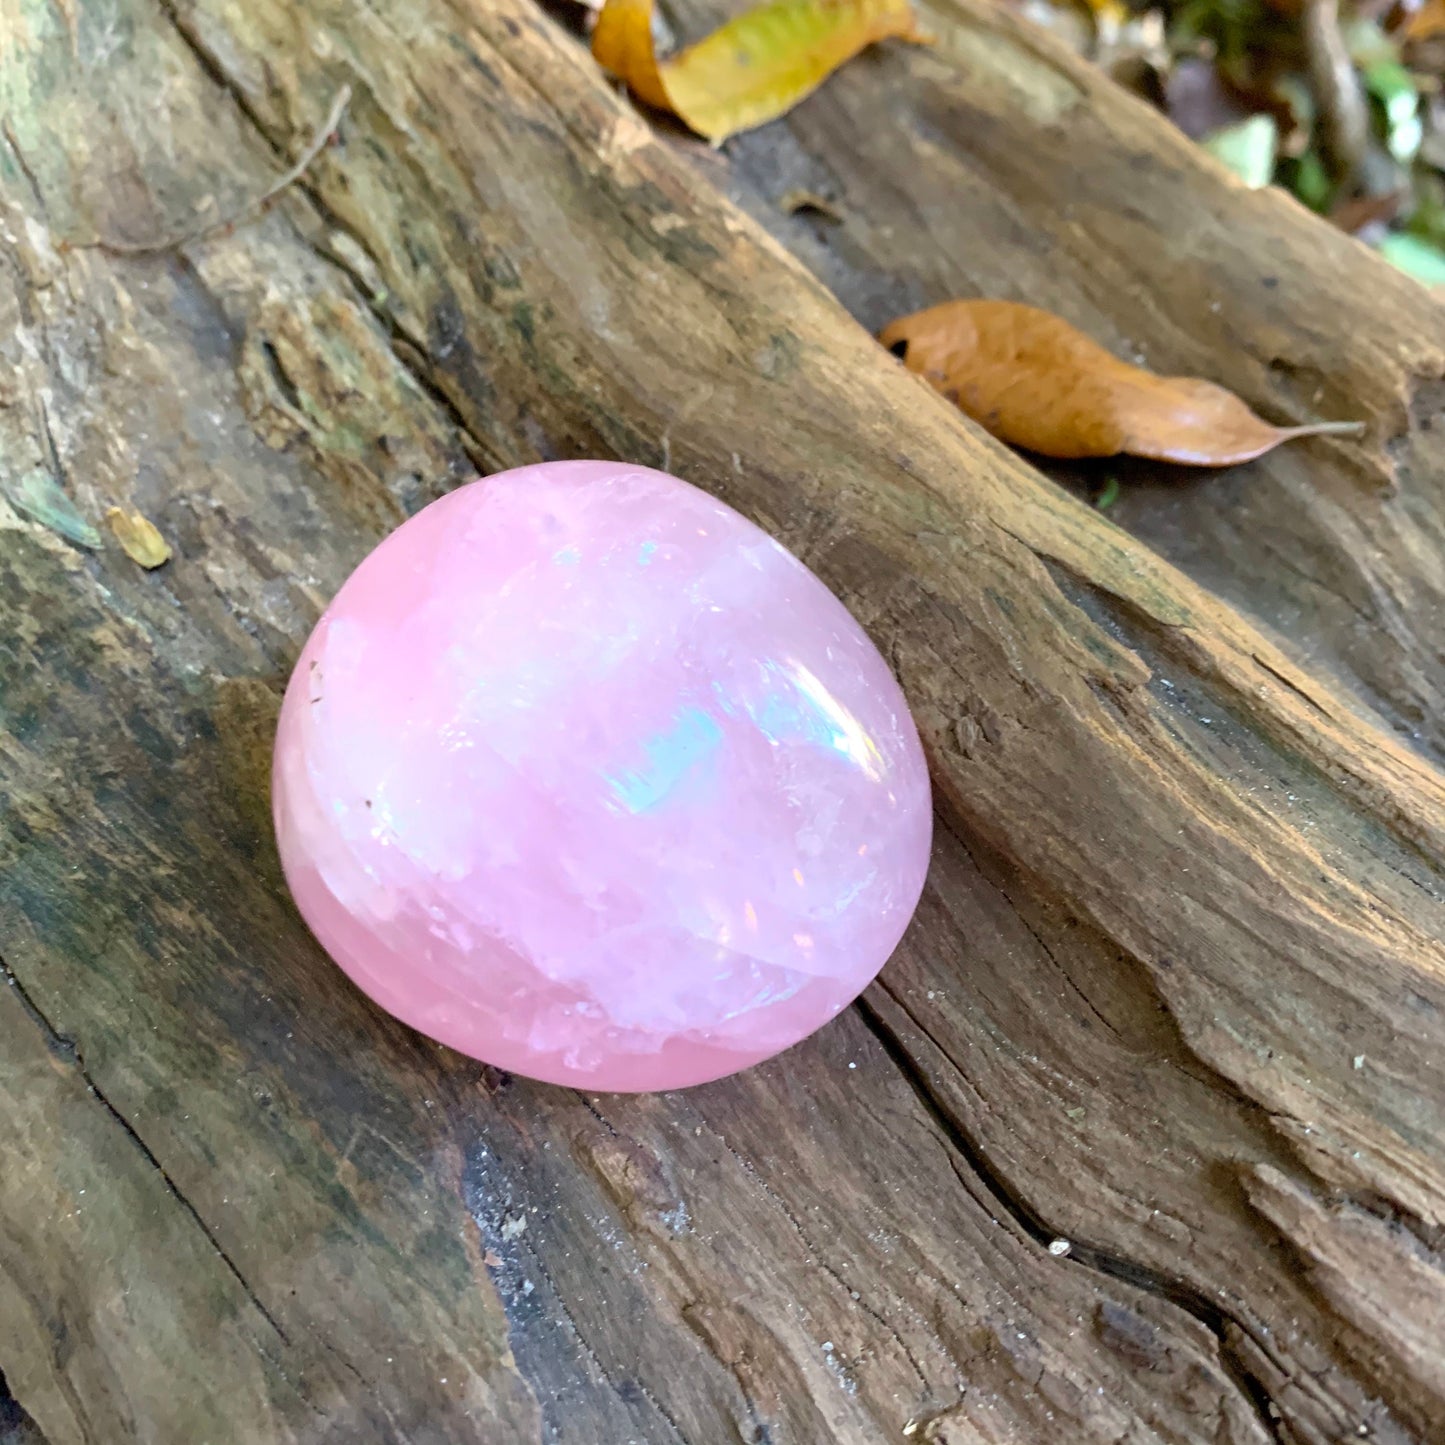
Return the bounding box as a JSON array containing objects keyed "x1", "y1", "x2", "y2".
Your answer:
[
  {"x1": 668, "y1": 0, "x2": 1445, "y2": 759},
  {"x1": 2, "y1": 1, "x2": 1444, "y2": 1443}
]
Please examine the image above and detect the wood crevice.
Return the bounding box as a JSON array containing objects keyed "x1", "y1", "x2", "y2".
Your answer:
[
  {"x1": 156, "y1": 0, "x2": 511, "y2": 485},
  {"x1": 0, "y1": 957, "x2": 292, "y2": 1354},
  {"x1": 856, "y1": 990, "x2": 1289, "y2": 1445},
  {"x1": 0, "y1": 1365, "x2": 48, "y2": 1445}
]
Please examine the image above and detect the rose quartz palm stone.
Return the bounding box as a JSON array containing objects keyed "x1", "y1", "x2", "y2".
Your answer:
[{"x1": 273, "y1": 461, "x2": 932, "y2": 1090}]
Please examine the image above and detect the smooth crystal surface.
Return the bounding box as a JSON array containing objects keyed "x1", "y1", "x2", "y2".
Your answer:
[{"x1": 272, "y1": 461, "x2": 932, "y2": 1090}]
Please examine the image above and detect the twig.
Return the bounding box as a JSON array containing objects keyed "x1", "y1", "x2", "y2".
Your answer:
[
  {"x1": 1303, "y1": 0, "x2": 1368, "y2": 188},
  {"x1": 90, "y1": 86, "x2": 351, "y2": 257},
  {"x1": 2, "y1": 122, "x2": 46, "y2": 211}
]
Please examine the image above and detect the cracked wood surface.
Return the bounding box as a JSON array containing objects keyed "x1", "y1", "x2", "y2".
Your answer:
[
  {"x1": 1, "y1": 0, "x2": 1444, "y2": 1442},
  {"x1": 667, "y1": 0, "x2": 1445, "y2": 762}
]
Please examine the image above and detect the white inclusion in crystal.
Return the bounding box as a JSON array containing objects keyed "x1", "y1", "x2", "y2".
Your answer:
[
  {"x1": 606, "y1": 705, "x2": 723, "y2": 813},
  {"x1": 816, "y1": 872, "x2": 873, "y2": 919},
  {"x1": 746, "y1": 659, "x2": 885, "y2": 780},
  {"x1": 709, "y1": 678, "x2": 742, "y2": 718},
  {"x1": 712, "y1": 960, "x2": 809, "y2": 1022},
  {"x1": 438, "y1": 720, "x2": 476, "y2": 752}
]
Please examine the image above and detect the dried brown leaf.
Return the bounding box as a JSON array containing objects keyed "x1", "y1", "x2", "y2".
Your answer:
[
  {"x1": 1407, "y1": 0, "x2": 1445, "y2": 41},
  {"x1": 1329, "y1": 189, "x2": 1404, "y2": 235},
  {"x1": 106, "y1": 506, "x2": 172, "y2": 568},
  {"x1": 879, "y1": 300, "x2": 1364, "y2": 466}
]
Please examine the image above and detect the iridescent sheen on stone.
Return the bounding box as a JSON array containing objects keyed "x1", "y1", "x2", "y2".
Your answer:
[{"x1": 272, "y1": 461, "x2": 932, "y2": 1090}]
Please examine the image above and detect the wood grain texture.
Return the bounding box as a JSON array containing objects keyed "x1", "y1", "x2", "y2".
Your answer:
[
  {"x1": 1, "y1": 1, "x2": 1443, "y2": 1442},
  {"x1": 668, "y1": 0, "x2": 1445, "y2": 759}
]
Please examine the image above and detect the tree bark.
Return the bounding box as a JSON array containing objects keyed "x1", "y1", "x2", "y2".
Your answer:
[
  {"x1": 670, "y1": 0, "x2": 1445, "y2": 762},
  {"x1": 1, "y1": 1, "x2": 1443, "y2": 1443}
]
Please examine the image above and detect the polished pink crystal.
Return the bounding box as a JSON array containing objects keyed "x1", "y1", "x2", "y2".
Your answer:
[{"x1": 272, "y1": 461, "x2": 932, "y2": 1090}]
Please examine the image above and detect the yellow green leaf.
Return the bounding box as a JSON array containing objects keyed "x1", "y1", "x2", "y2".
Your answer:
[
  {"x1": 592, "y1": 0, "x2": 927, "y2": 144},
  {"x1": 592, "y1": 0, "x2": 673, "y2": 112},
  {"x1": 106, "y1": 506, "x2": 172, "y2": 568}
]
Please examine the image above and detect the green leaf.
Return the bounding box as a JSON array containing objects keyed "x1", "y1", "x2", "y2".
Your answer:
[
  {"x1": 1287, "y1": 150, "x2": 1333, "y2": 212},
  {"x1": 1202, "y1": 114, "x2": 1278, "y2": 189},
  {"x1": 1379, "y1": 232, "x2": 1445, "y2": 287},
  {"x1": 1363, "y1": 59, "x2": 1422, "y2": 163},
  {"x1": 1343, "y1": 17, "x2": 1397, "y2": 68},
  {"x1": 1406, "y1": 175, "x2": 1445, "y2": 248}
]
